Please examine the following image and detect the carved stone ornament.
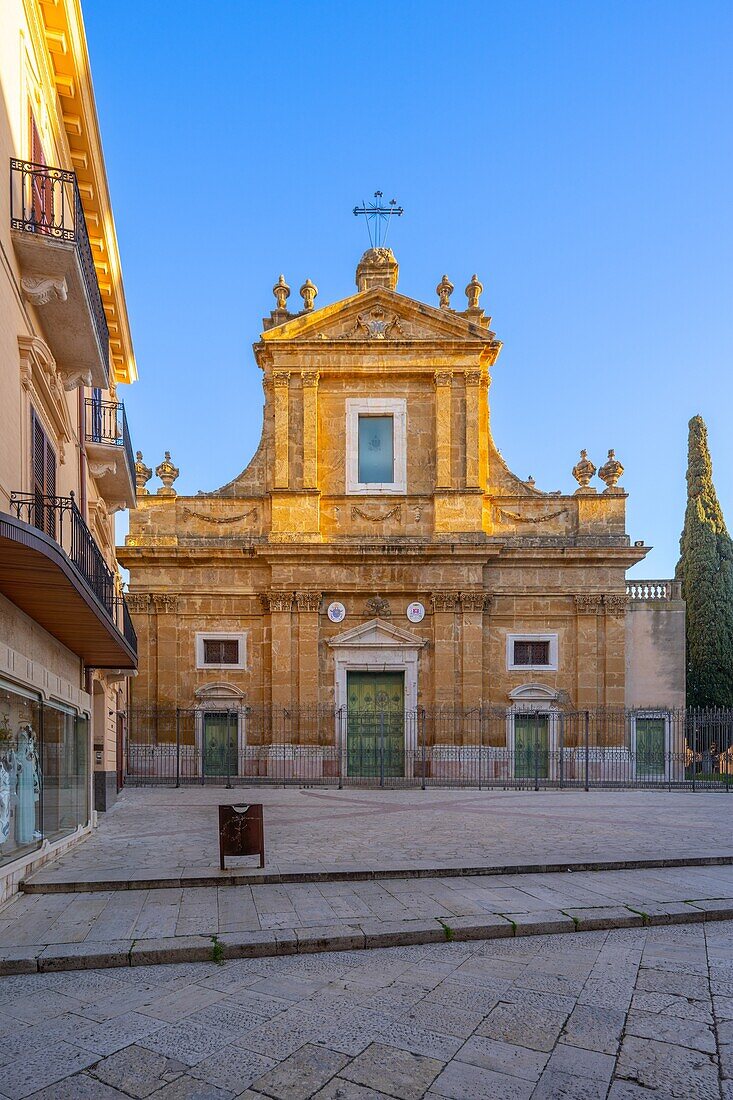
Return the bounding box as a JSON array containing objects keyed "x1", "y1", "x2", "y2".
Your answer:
[
  {"x1": 60, "y1": 365, "x2": 93, "y2": 391},
  {"x1": 155, "y1": 451, "x2": 179, "y2": 496},
  {"x1": 151, "y1": 593, "x2": 178, "y2": 612},
  {"x1": 574, "y1": 594, "x2": 604, "y2": 614},
  {"x1": 598, "y1": 449, "x2": 625, "y2": 493},
  {"x1": 434, "y1": 370, "x2": 453, "y2": 387},
  {"x1": 273, "y1": 274, "x2": 290, "y2": 310},
  {"x1": 355, "y1": 247, "x2": 399, "y2": 292},
  {"x1": 436, "y1": 274, "x2": 454, "y2": 309},
  {"x1": 464, "y1": 370, "x2": 482, "y2": 387},
  {"x1": 299, "y1": 279, "x2": 318, "y2": 312},
  {"x1": 21, "y1": 275, "x2": 68, "y2": 306},
  {"x1": 465, "y1": 273, "x2": 483, "y2": 311},
  {"x1": 604, "y1": 594, "x2": 629, "y2": 616},
  {"x1": 572, "y1": 449, "x2": 597, "y2": 493},
  {"x1": 272, "y1": 371, "x2": 290, "y2": 388},
  {"x1": 134, "y1": 451, "x2": 152, "y2": 494},
  {"x1": 296, "y1": 591, "x2": 322, "y2": 612},
  {"x1": 261, "y1": 591, "x2": 293, "y2": 612},
  {"x1": 432, "y1": 591, "x2": 460, "y2": 612},
  {"x1": 301, "y1": 370, "x2": 320, "y2": 387},
  {"x1": 88, "y1": 459, "x2": 117, "y2": 480},
  {"x1": 366, "y1": 596, "x2": 391, "y2": 618},
  {"x1": 338, "y1": 307, "x2": 407, "y2": 341},
  {"x1": 126, "y1": 593, "x2": 151, "y2": 612},
  {"x1": 460, "y1": 591, "x2": 491, "y2": 613}
]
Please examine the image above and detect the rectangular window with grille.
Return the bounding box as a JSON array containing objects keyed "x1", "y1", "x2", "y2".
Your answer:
[
  {"x1": 203, "y1": 639, "x2": 240, "y2": 666},
  {"x1": 513, "y1": 640, "x2": 550, "y2": 667}
]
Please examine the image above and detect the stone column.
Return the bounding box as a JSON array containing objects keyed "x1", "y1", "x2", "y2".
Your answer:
[
  {"x1": 152, "y1": 594, "x2": 178, "y2": 709},
  {"x1": 434, "y1": 371, "x2": 453, "y2": 489},
  {"x1": 574, "y1": 594, "x2": 603, "y2": 708},
  {"x1": 464, "y1": 370, "x2": 482, "y2": 489},
  {"x1": 432, "y1": 592, "x2": 459, "y2": 708},
  {"x1": 460, "y1": 591, "x2": 489, "y2": 709},
  {"x1": 262, "y1": 592, "x2": 294, "y2": 711},
  {"x1": 273, "y1": 371, "x2": 290, "y2": 489},
  {"x1": 603, "y1": 594, "x2": 628, "y2": 708},
  {"x1": 301, "y1": 371, "x2": 319, "y2": 490},
  {"x1": 126, "y1": 594, "x2": 152, "y2": 707},
  {"x1": 296, "y1": 591, "x2": 322, "y2": 710}
]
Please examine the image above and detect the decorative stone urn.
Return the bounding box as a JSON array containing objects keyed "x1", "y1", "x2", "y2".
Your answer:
[
  {"x1": 134, "y1": 450, "x2": 152, "y2": 495},
  {"x1": 155, "y1": 451, "x2": 179, "y2": 497},
  {"x1": 572, "y1": 449, "x2": 597, "y2": 494},
  {"x1": 599, "y1": 449, "x2": 624, "y2": 494}
]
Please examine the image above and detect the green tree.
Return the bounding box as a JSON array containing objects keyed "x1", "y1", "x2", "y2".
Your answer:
[{"x1": 676, "y1": 415, "x2": 733, "y2": 707}]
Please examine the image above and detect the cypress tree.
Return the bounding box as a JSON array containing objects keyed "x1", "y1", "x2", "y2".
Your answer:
[{"x1": 676, "y1": 415, "x2": 733, "y2": 707}]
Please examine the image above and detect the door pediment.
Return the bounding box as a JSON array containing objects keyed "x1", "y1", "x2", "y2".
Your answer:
[{"x1": 328, "y1": 617, "x2": 426, "y2": 649}]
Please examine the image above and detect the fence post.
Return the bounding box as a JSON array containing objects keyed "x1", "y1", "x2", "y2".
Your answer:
[
  {"x1": 534, "y1": 711, "x2": 540, "y2": 792},
  {"x1": 726, "y1": 710, "x2": 730, "y2": 794},
  {"x1": 175, "y1": 709, "x2": 180, "y2": 789},
  {"x1": 225, "y1": 711, "x2": 232, "y2": 791},
  {"x1": 692, "y1": 712, "x2": 697, "y2": 793},
  {"x1": 338, "y1": 707, "x2": 343, "y2": 790},
  {"x1": 201, "y1": 712, "x2": 206, "y2": 787},
  {"x1": 379, "y1": 711, "x2": 385, "y2": 789},
  {"x1": 584, "y1": 710, "x2": 590, "y2": 792},
  {"x1": 478, "y1": 704, "x2": 483, "y2": 792},
  {"x1": 421, "y1": 708, "x2": 426, "y2": 791},
  {"x1": 559, "y1": 712, "x2": 564, "y2": 789}
]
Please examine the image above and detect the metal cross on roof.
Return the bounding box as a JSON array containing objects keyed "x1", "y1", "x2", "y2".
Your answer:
[{"x1": 353, "y1": 191, "x2": 404, "y2": 248}]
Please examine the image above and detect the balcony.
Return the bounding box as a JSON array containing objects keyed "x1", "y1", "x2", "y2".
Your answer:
[
  {"x1": 85, "y1": 399, "x2": 136, "y2": 509},
  {"x1": 626, "y1": 579, "x2": 683, "y2": 602},
  {"x1": 10, "y1": 159, "x2": 110, "y2": 389},
  {"x1": 0, "y1": 493, "x2": 136, "y2": 669}
]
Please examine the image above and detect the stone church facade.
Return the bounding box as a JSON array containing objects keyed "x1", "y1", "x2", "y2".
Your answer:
[{"x1": 119, "y1": 249, "x2": 684, "y2": 779}]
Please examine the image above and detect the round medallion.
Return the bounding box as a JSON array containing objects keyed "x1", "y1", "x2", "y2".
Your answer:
[
  {"x1": 327, "y1": 601, "x2": 346, "y2": 623},
  {"x1": 406, "y1": 601, "x2": 425, "y2": 623}
]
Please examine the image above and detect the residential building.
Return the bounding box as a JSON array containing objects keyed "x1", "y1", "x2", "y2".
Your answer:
[{"x1": 0, "y1": 0, "x2": 137, "y2": 901}]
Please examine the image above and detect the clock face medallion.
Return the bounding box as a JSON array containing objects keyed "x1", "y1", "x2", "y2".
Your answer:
[
  {"x1": 406, "y1": 601, "x2": 425, "y2": 623},
  {"x1": 327, "y1": 601, "x2": 346, "y2": 623}
]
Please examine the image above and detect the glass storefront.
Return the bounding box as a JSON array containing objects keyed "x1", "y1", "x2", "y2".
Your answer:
[{"x1": 0, "y1": 678, "x2": 90, "y2": 871}]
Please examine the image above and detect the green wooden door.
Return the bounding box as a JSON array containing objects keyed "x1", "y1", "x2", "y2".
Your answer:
[
  {"x1": 636, "y1": 717, "x2": 665, "y2": 778},
  {"x1": 514, "y1": 714, "x2": 549, "y2": 779},
  {"x1": 203, "y1": 712, "x2": 237, "y2": 777},
  {"x1": 347, "y1": 671, "x2": 405, "y2": 778}
]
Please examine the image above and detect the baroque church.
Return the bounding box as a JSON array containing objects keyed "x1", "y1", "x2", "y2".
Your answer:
[{"x1": 120, "y1": 247, "x2": 684, "y2": 780}]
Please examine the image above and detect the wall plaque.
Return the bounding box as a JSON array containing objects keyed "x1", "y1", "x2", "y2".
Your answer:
[
  {"x1": 406, "y1": 601, "x2": 425, "y2": 623},
  {"x1": 327, "y1": 601, "x2": 346, "y2": 623}
]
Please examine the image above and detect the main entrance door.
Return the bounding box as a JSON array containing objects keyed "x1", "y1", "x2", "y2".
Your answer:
[
  {"x1": 347, "y1": 671, "x2": 405, "y2": 778},
  {"x1": 202, "y1": 712, "x2": 238, "y2": 777},
  {"x1": 514, "y1": 713, "x2": 550, "y2": 779}
]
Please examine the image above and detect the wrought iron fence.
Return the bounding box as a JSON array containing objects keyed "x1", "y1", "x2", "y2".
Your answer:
[
  {"x1": 124, "y1": 705, "x2": 733, "y2": 791},
  {"x1": 85, "y1": 398, "x2": 135, "y2": 485}
]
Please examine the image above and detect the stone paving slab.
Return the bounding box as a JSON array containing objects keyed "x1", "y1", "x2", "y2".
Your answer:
[{"x1": 22, "y1": 787, "x2": 733, "y2": 894}]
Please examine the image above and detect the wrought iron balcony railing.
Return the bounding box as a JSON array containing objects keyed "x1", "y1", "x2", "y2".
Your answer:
[
  {"x1": 11, "y1": 491, "x2": 116, "y2": 618},
  {"x1": 9, "y1": 159, "x2": 110, "y2": 365},
  {"x1": 85, "y1": 398, "x2": 135, "y2": 484},
  {"x1": 115, "y1": 595, "x2": 138, "y2": 651}
]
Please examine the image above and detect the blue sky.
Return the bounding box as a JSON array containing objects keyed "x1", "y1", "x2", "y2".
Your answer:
[{"x1": 85, "y1": 0, "x2": 733, "y2": 577}]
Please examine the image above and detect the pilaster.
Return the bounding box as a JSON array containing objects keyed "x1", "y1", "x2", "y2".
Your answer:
[
  {"x1": 574, "y1": 594, "x2": 603, "y2": 707},
  {"x1": 431, "y1": 591, "x2": 459, "y2": 708},
  {"x1": 301, "y1": 371, "x2": 319, "y2": 490},
  {"x1": 296, "y1": 590, "x2": 322, "y2": 709},
  {"x1": 260, "y1": 592, "x2": 294, "y2": 710},
  {"x1": 273, "y1": 371, "x2": 290, "y2": 489},
  {"x1": 464, "y1": 370, "x2": 482, "y2": 489},
  {"x1": 434, "y1": 371, "x2": 452, "y2": 489},
  {"x1": 460, "y1": 591, "x2": 490, "y2": 708}
]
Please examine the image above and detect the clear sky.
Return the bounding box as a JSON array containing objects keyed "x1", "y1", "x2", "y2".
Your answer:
[{"x1": 84, "y1": 0, "x2": 733, "y2": 578}]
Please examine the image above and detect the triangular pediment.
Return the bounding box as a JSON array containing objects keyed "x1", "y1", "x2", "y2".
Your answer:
[
  {"x1": 328, "y1": 617, "x2": 426, "y2": 649},
  {"x1": 262, "y1": 286, "x2": 497, "y2": 346}
]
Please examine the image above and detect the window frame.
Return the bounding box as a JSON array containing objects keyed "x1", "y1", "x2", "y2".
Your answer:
[
  {"x1": 195, "y1": 632, "x2": 247, "y2": 671},
  {"x1": 506, "y1": 633, "x2": 559, "y2": 672},
  {"x1": 346, "y1": 398, "x2": 407, "y2": 495}
]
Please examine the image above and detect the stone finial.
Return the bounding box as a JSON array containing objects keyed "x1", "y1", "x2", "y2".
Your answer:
[
  {"x1": 355, "y1": 247, "x2": 399, "y2": 292},
  {"x1": 436, "y1": 275, "x2": 454, "y2": 309},
  {"x1": 134, "y1": 450, "x2": 152, "y2": 495},
  {"x1": 599, "y1": 448, "x2": 625, "y2": 494},
  {"x1": 572, "y1": 449, "x2": 597, "y2": 494},
  {"x1": 273, "y1": 274, "x2": 290, "y2": 310},
  {"x1": 465, "y1": 274, "x2": 483, "y2": 311},
  {"x1": 299, "y1": 279, "x2": 318, "y2": 312},
  {"x1": 155, "y1": 451, "x2": 179, "y2": 497}
]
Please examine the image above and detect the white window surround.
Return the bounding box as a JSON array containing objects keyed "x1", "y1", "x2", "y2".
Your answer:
[
  {"x1": 506, "y1": 633, "x2": 558, "y2": 672},
  {"x1": 195, "y1": 632, "x2": 247, "y2": 671},
  {"x1": 346, "y1": 398, "x2": 407, "y2": 495}
]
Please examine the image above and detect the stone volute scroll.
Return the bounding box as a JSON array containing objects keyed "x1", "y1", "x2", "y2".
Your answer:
[
  {"x1": 436, "y1": 275, "x2": 454, "y2": 309},
  {"x1": 572, "y1": 450, "x2": 596, "y2": 494},
  {"x1": 155, "y1": 451, "x2": 179, "y2": 497},
  {"x1": 598, "y1": 449, "x2": 625, "y2": 494},
  {"x1": 135, "y1": 451, "x2": 152, "y2": 495}
]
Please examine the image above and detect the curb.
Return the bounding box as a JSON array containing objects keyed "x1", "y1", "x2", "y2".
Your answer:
[
  {"x1": 2, "y1": 900, "x2": 732, "y2": 977},
  {"x1": 20, "y1": 853, "x2": 733, "y2": 894}
]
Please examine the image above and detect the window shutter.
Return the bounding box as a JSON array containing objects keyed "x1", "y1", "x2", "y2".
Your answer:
[{"x1": 31, "y1": 409, "x2": 56, "y2": 537}]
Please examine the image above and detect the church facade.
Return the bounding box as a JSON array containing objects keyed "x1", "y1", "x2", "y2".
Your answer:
[{"x1": 120, "y1": 248, "x2": 685, "y2": 780}]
